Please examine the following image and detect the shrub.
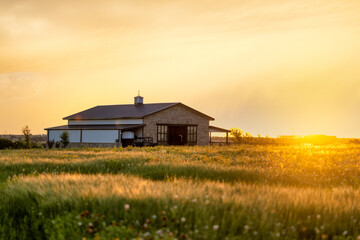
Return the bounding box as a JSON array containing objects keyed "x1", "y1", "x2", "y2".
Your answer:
[
  {"x1": 13, "y1": 141, "x2": 26, "y2": 149},
  {"x1": 0, "y1": 138, "x2": 14, "y2": 150},
  {"x1": 229, "y1": 128, "x2": 244, "y2": 143},
  {"x1": 30, "y1": 142, "x2": 44, "y2": 149},
  {"x1": 55, "y1": 141, "x2": 60, "y2": 148},
  {"x1": 47, "y1": 140, "x2": 55, "y2": 149},
  {"x1": 60, "y1": 132, "x2": 70, "y2": 148}
]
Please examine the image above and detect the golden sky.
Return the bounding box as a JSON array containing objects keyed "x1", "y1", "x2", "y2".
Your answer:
[{"x1": 1, "y1": 0, "x2": 360, "y2": 137}]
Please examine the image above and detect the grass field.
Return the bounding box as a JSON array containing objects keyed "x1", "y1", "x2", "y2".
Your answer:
[{"x1": 1, "y1": 144, "x2": 360, "y2": 239}]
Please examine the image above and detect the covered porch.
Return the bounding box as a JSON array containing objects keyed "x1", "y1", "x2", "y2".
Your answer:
[{"x1": 209, "y1": 125, "x2": 231, "y2": 146}]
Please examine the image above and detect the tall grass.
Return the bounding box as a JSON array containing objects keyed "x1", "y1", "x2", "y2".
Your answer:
[{"x1": 1, "y1": 144, "x2": 360, "y2": 239}]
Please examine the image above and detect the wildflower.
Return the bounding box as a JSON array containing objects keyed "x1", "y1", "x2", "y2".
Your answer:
[
  {"x1": 316, "y1": 214, "x2": 321, "y2": 219},
  {"x1": 174, "y1": 194, "x2": 179, "y2": 199},
  {"x1": 81, "y1": 210, "x2": 90, "y2": 218},
  {"x1": 356, "y1": 235, "x2": 360, "y2": 240},
  {"x1": 253, "y1": 231, "x2": 258, "y2": 235},
  {"x1": 276, "y1": 232, "x2": 280, "y2": 237},
  {"x1": 321, "y1": 234, "x2": 327, "y2": 239},
  {"x1": 124, "y1": 204, "x2": 130, "y2": 211},
  {"x1": 173, "y1": 205, "x2": 178, "y2": 209},
  {"x1": 143, "y1": 232, "x2": 151, "y2": 237},
  {"x1": 78, "y1": 222, "x2": 82, "y2": 226},
  {"x1": 244, "y1": 225, "x2": 249, "y2": 231},
  {"x1": 192, "y1": 198, "x2": 197, "y2": 203},
  {"x1": 38, "y1": 212, "x2": 42, "y2": 216},
  {"x1": 213, "y1": 225, "x2": 219, "y2": 230},
  {"x1": 204, "y1": 225, "x2": 209, "y2": 230},
  {"x1": 152, "y1": 215, "x2": 157, "y2": 219},
  {"x1": 181, "y1": 217, "x2": 186, "y2": 223},
  {"x1": 156, "y1": 229, "x2": 163, "y2": 235},
  {"x1": 343, "y1": 231, "x2": 348, "y2": 236}
]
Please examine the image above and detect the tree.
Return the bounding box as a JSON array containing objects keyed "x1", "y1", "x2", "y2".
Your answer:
[
  {"x1": 60, "y1": 131, "x2": 70, "y2": 147},
  {"x1": 244, "y1": 132, "x2": 253, "y2": 138},
  {"x1": 22, "y1": 125, "x2": 31, "y2": 148},
  {"x1": 230, "y1": 128, "x2": 244, "y2": 143}
]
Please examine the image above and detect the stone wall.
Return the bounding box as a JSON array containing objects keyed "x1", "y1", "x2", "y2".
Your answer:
[{"x1": 143, "y1": 104, "x2": 210, "y2": 146}]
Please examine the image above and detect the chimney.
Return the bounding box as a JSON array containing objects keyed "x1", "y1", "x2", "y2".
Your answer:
[{"x1": 134, "y1": 91, "x2": 143, "y2": 105}]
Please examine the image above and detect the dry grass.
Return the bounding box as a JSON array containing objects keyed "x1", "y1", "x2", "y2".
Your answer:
[{"x1": 1, "y1": 144, "x2": 360, "y2": 239}]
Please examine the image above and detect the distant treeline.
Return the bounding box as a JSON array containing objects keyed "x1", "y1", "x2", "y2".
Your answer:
[
  {"x1": 211, "y1": 136, "x2": 360, "y2": 145},
  {"x1": 0, "y1": 138, "x2": 44, "y2": 150},
  {"x1": 0, "y1": 134, "x2": 47, "y2": 143},
  {"x1": 0, "y1": 126, "x2": 46, "y2": 150}
]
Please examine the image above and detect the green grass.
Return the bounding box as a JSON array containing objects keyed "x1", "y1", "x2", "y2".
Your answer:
[{"x1": 1, "y1": 145, "x2": 360, "y2": 239}]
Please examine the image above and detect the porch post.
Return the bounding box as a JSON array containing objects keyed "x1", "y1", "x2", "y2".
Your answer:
[
  {"x1": 209, "y1": 132, "x2": 212, "y2": 146},
  {"x1": 226, "y1": 132, "x2": 228, "y2": 145},
  {"x1": 118, "y1": 130, "x2": 122, "y2": 147}
]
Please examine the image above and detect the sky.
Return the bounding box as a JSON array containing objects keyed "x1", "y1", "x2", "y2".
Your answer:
[{"x1": 1, "y1": 0, "x2": 360, "y2": 137}]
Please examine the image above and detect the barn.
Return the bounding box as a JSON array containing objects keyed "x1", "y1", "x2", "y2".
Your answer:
[{"x1": 45, "y1": 95, "x2": 229, "y2": 147}]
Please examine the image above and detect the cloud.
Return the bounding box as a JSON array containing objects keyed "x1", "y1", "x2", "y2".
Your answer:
[{"x1": 0, "y1": 72, "x2": 43, "y2": 100}]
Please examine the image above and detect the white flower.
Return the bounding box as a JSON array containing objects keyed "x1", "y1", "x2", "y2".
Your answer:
[
  {"x1": 316, "y1": 214, "x2": 321, "y2": 219},
  {"x1": 156, "y1": 229, "x2": 163, "y2": 235},
  {"x1": 143, "y1": 232, "x2": 151, "y2": 237},
  {"x1": 173, "y1": 205, "x2": 178, "y2": 209},
  {"x1": 78, "y1": 222, "x2": 82, "y2": 226},
  {"x1": 124, "y1": 204, "x2": 130, "y2": 211},
  {"x1": 244, "y1": 225, "x2": 249, "y2": 230},
  {"x1": 213, "y1": 225, "x2": 219, "y2": 230},
  {"x1": 343, "y1": 231, "x2": 348, "y2": 236},
  {"x1": 152, "y1": 215, "x2": 157, "y2": 219},
  {"x1": 181, "y1": 217, "x2": 186, "y2": 222},
  {"x1": 253, "y1": 231, "x2": 258, "y2": 235},
  {"x1": 192, "y1": 199, "x2": 197, "y2": 203}
]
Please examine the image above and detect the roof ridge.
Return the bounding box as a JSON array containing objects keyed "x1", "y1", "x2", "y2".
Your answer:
[{"x1": 96, "y1": 102, "x2": 180, "y2": 107}]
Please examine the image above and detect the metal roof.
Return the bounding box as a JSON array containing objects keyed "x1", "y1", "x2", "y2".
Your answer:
[
  {"x1": 45, "y1": 124, "x2": 145, "y2": 130},
  {"x1": 63, "y1": 103, "x2": 214, "y2": 120},
  {"x1": 209, "y1": 125, "x2": 230, "y2": 132}
]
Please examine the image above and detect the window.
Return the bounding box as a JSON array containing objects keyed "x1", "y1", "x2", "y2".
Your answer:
[
  {"x1": 157, "y1": 125, "x2": 168, "y2": 144},
  {"x1": 187, "y1": 126, "x2": 197, "y2": 145}
]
